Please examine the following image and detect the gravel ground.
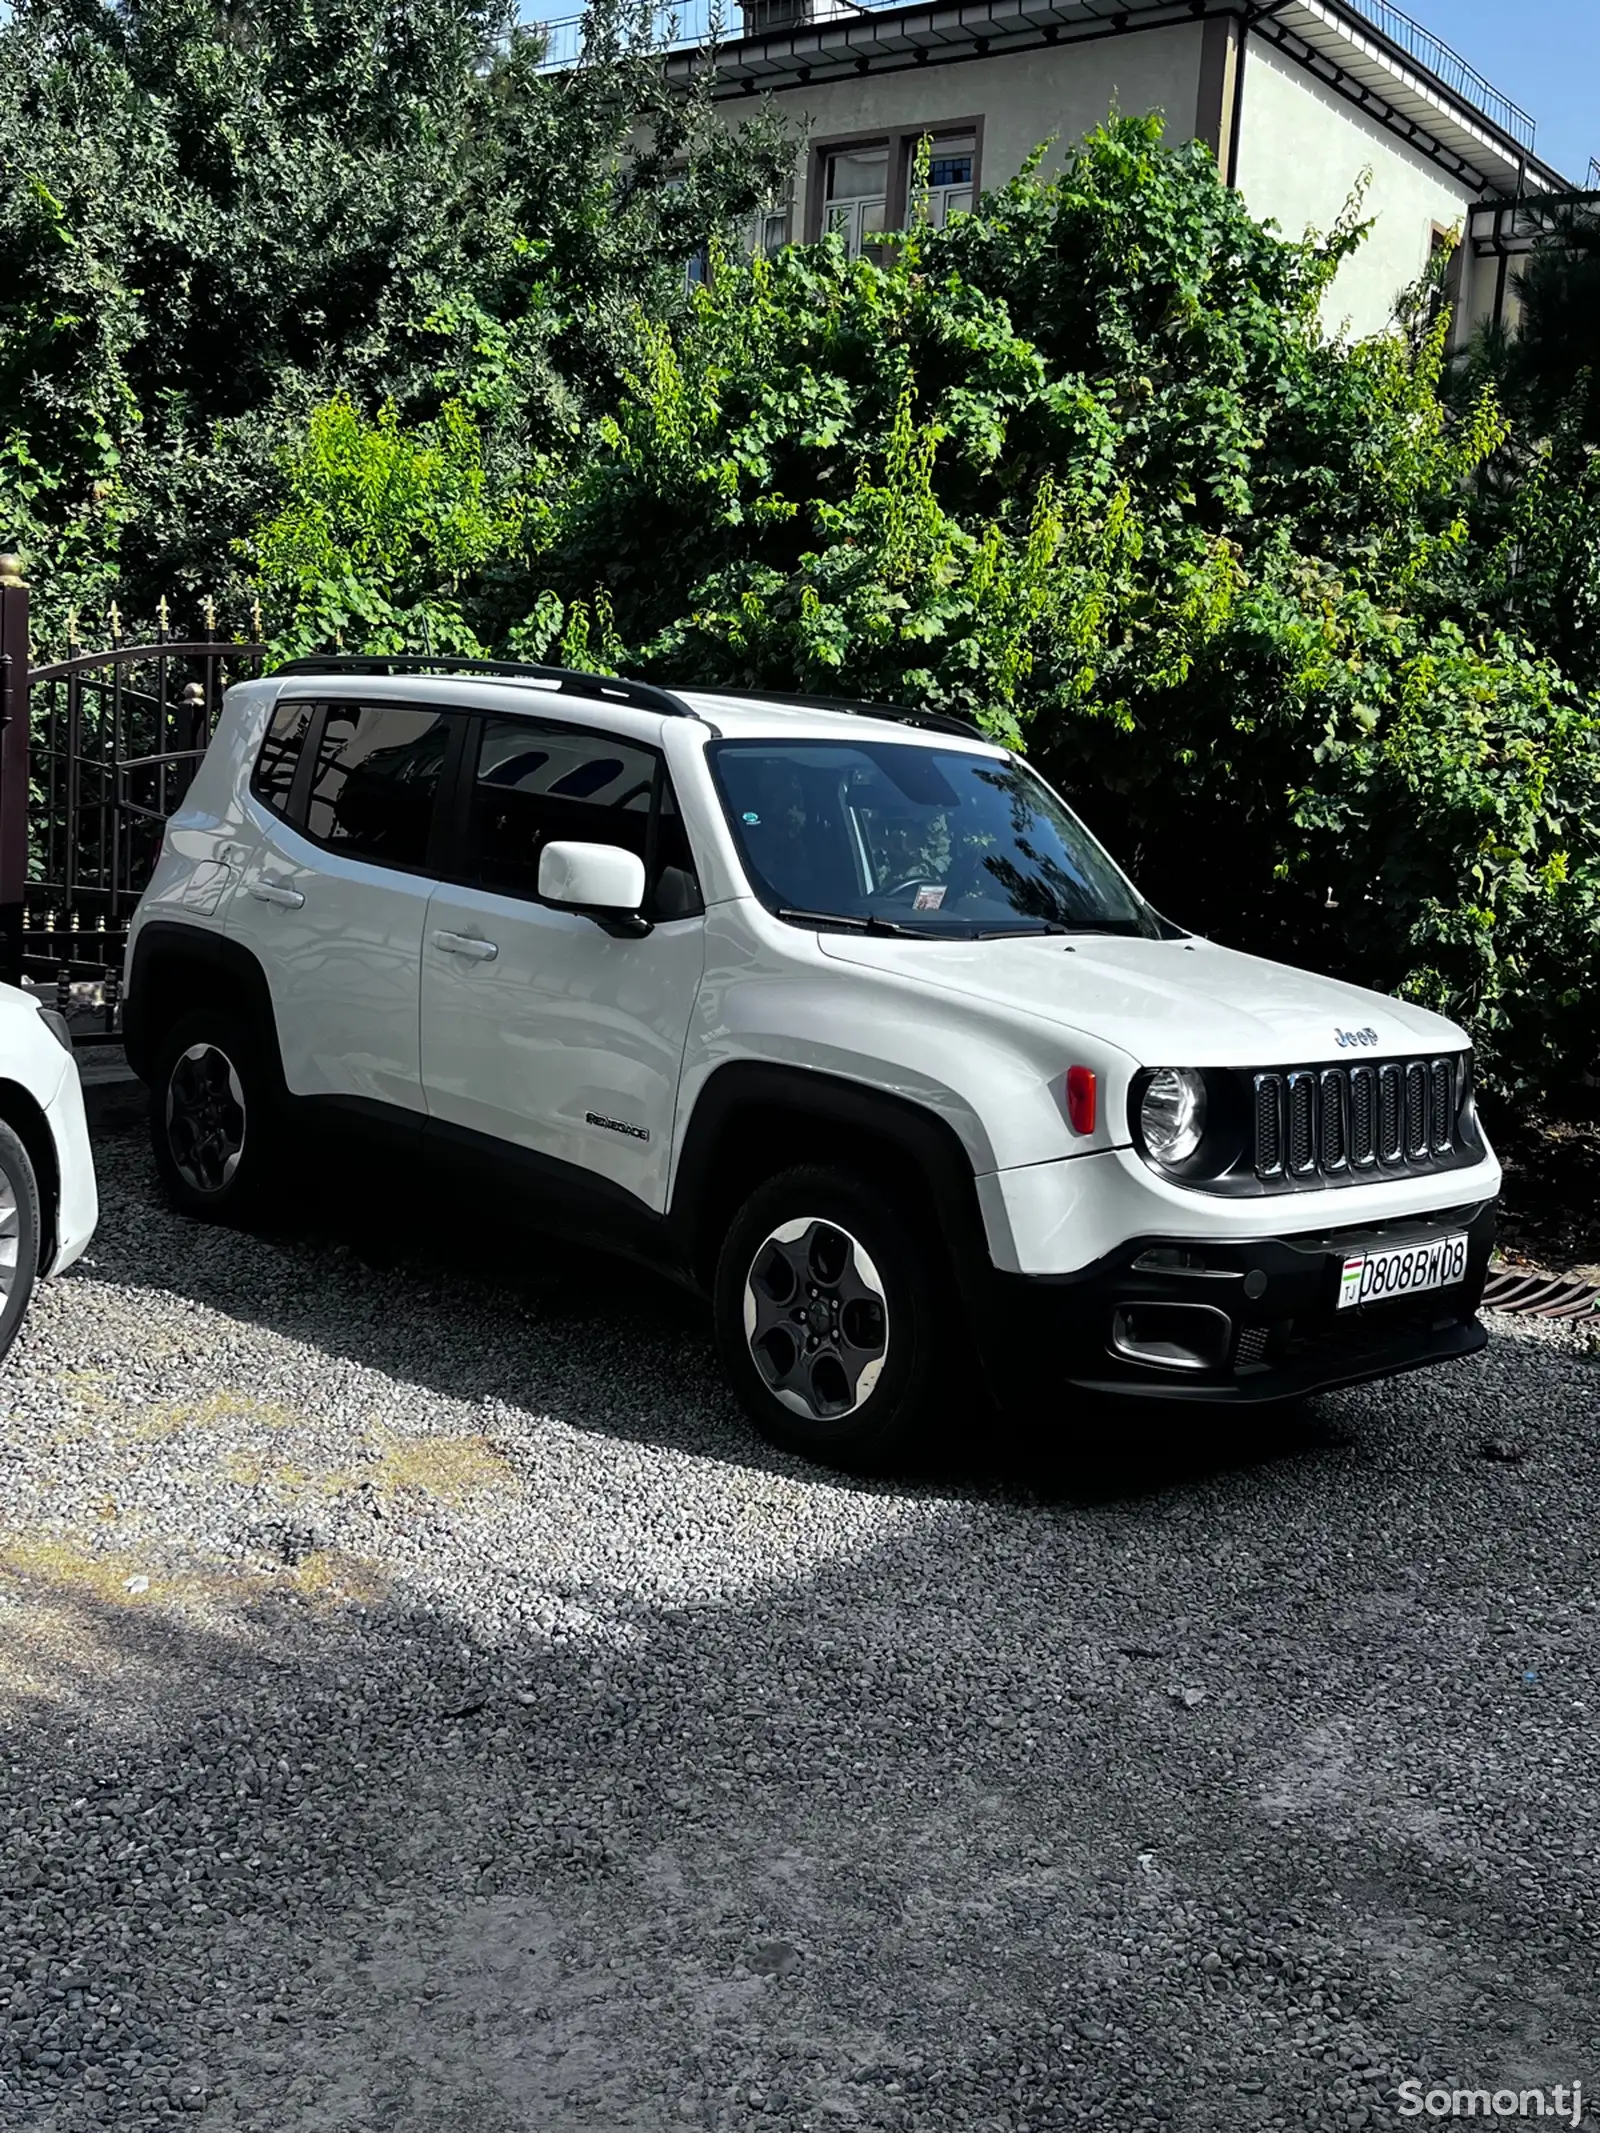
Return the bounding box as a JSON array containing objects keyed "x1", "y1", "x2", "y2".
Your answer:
[{"x1": 2, "y1": 1113, "x2": 1598, "y2": 2133}]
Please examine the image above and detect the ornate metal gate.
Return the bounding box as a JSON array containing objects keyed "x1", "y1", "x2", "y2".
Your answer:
[{"x1": 0, "y1": 556, "x2": 266, "y2": 1038}]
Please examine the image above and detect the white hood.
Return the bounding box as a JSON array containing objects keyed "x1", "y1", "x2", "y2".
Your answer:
[{"x1": 813, "y1": 930, "x2": 1466, "y2": 1069}]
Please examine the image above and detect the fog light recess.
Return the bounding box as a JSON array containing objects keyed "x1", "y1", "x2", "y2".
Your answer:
[{"x1": 1110, "y1": 1302, "x2": 1233, "y2": 1374}]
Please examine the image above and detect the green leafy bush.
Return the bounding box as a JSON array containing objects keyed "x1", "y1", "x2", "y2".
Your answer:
[
  {"x1": 232, "y1": 119, "x2": 1600, "y2": 1095},
  {"x1": 0, "y1": 0, "x2": 791, "y2": 646}
]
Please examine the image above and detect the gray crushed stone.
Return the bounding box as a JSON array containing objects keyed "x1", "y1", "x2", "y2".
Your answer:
[{"x1": 1, "y1": 1119, "x2": 1597, "y2": 2132}]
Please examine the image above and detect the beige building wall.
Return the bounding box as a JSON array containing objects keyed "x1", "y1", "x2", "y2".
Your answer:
[
  {"x1": 694, "y1": 15, "x2": 1507, "y2": 344},
  {"x1": 1232, "y1": 38, "x2": 1477, "y2": 337},
  {"x1": 754, "y1": 25, "x2": 1205, "y2": 240}
]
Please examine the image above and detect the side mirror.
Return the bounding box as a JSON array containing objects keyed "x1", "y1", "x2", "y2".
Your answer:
[{"x1": 538, "y1": 840, "x2": 650, "y2": 935}]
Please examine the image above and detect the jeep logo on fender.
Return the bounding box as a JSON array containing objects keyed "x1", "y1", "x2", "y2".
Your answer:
[{"x1": 1333, "y1": 1026, "x2": 1379, "y2": 1049}]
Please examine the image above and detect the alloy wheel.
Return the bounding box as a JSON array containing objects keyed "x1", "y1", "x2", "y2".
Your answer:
[
  {"x1": 166, "y1": 1042, "x2": 247, "y2": 1196},
  {"x1": 742, "y1": 1217, "x2": 890, "y2": 1420},
  {"x1": 0, "y1": 1167, "x2": 19, "y2": 1300}
]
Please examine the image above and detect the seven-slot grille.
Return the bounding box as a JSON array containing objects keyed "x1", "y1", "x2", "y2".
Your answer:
[{"x1": 1254, "y1": 1058, "x2": 1460, "y2": 1183}]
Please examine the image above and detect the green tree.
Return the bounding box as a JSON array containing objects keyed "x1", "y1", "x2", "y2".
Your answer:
[
  {"x1": 0, "y1": 0, "x2": 791, "y2": 643},
  {"x1": 250, "y1": 116, "x2": 1600, "y2": 1093}
]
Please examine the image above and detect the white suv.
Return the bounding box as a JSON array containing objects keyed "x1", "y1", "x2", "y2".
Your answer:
[
  {"x1": 0, "y1": 981, "x2": 98, "y2": 1363},
  {"x1": 125, "y1": 659, "x2": 1500, "y2": 1466}
]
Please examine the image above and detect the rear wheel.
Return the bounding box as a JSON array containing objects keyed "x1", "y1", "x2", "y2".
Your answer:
[
  {"x1": 713, "y1": 1164, "x2": 957, "y2": 1470},
  {"x1": 151, "y1": 1008, "x2": 281, "y2": 1222},
  {"x1": 0, "y1": 1120, "x2": 43, "y2": 1367}
]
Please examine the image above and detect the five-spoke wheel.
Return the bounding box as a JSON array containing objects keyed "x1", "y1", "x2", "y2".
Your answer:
[
  {"x1": 166, "y1": 1042, "x2": 248, "y2": 1197},
  {"x1": 151, "y1": 1008, "x2": 279, "y2": 1222},
  {"x1": 715, "y1": 1164, "x2": 954, "y2": 1469},
  {"x1": 742, "y1": 1217, "x2": 889, "y2": 1420}
]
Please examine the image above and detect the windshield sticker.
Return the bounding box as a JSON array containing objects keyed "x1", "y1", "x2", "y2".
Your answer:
[
  {"x1": 912, "y1": 884, "x2": 947, "y2": 912},
  {"x1": 742, "y1": 811, "x2": 761, "y2": 824}
]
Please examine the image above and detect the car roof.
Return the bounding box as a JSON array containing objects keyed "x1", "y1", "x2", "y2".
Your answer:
[
  {"x1": 674, "y1": 690, "x2": 1006, "y2": 754},
  {"x1": 266, "y1": 666, "x2": 1008, "y2": 757}
]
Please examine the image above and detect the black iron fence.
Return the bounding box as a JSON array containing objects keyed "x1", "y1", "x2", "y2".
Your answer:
[{"x1": 0, "y1": 557, "x2": 266, "y2": 1039}]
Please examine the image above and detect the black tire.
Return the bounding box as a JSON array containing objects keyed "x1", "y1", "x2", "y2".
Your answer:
[
  {"x1": 150, "y1": 1007, "x2": 282, "y2": 1223},
  {"x1": 713, "y1": 1163, "x2": 958, "y2": 1470},
  {"x1": 0, "y1": 1119, "x2": 43, "y2": 1368}
]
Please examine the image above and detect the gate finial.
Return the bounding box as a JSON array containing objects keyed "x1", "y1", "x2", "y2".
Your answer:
[
  {"x1": 108, "y1": 599, "x2": 122, "y2": 643},
  {"x1": 202, "y1": 594, "x2": 217, "y2": 634},
  {"x1": 0, "y1": 554, "x2": 23, "y2": 586},
  {"x1": 156, "y1": 595, "x2": 170, "y2": 636}
]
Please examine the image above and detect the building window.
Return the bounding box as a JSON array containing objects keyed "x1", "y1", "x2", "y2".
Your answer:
[
  {"x1": 752, "y1": 206, "x2": 790, "y2": 256},
  {"x1": 824, "y1": 144, "x2": 889, "y2": 259},
  {"x1": 809, "y1": 122, "x2": 982, "y2": 251},
  {"x1": 919, "y1": 137, "x2": 975, "y2": 227}
]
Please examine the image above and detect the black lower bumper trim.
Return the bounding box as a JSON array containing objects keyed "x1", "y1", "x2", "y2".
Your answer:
[
  {"x1": 985, "y1": 1199, "x2": 1497, "y2": 1407},
  {"x1": 1067, "y1": 1317, "x2": 1488, "y2": 1405}
]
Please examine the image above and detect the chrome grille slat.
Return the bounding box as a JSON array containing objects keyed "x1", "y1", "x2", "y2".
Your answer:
[
  {"x1": 1379, "y1": 1064, "x2": 1403, "y2": 1163},
  {"x1": 1287, "y1": 1072, "x2": 1317, "y2": 1175},
  {"x1": 1430, "y1": 1058, "x2": 1453, "y2": 1155},
  {"x1": 1318, "y1": 1068, "x2": 1347, "y2": 1171},
  {"x1": 1349, "y1": 1065, "x2": 1376, "y2": 1167},
  {"x1": 1252, "y1": 1055, "x2": 1463, "y2": 1185},
  {"x1": 1255, "y1": 1073, "x2": 1283, "y2": 1178},
  {"x1": 1404, "y1": 1061, "x2": 1429, "y2": 1159}
]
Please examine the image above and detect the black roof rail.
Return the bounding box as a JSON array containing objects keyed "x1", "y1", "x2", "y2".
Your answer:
[
  {"x1": 271, "y1": 654, "x2": 704, "y2": 723},
  {"x1": 691, "y1": 686, "x2": 987, "y2": 741}
]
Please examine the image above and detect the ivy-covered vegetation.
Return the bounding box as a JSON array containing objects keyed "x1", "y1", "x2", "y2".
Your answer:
[
  {"x1": 0, "y1": 0, "x2": 789, "y2": 634},
  {"x1": 2, "y1": 0, "x2": 1596, "y2": 1096}
]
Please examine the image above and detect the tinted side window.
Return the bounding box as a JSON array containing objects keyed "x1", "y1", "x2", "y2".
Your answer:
[
  {"x1": 250, "y1": 700, "x2": 314, "y2": 821},
  {"x1": 303, "y1": 705, "x2": 450, "y2": 870},
  {"x1": 468, "y1": 717, "x2": 702, "y2": 919}
]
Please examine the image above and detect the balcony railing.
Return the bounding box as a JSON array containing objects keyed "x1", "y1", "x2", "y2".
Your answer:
[
  {"x1": 523, "y1": 0, "x2": 1536, "y2": 158},
  {"x1": 1345, "y1": 1, "x2": 1534, "y2": 149}
]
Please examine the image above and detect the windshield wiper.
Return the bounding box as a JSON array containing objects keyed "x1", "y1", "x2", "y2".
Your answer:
[
  {"x1": 975, "y1": 919, "x2": 1150, "y2": 939},
  {"x1": 973, "y1": 921, "x2": 1074, "y2": 938},
  {"x1": 775, "y1": 906, "x2": 952, "y2": 938}
]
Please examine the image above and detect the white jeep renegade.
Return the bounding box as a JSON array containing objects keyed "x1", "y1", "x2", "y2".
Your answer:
[{"x1": 125, "y1": 659, "x2": 1500, "y2": 1466}]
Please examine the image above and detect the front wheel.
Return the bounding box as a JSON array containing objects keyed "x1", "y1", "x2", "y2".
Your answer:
[
  {"x1": 0, "y1": 1120, "x2": 43, "y2": 1367},
  {"x1": 150, "y1": 1008, "x2": 281, "y2": 1223},
  {"x1": 713, "y1": 1164, "x2": 958, "y2": 1470}
]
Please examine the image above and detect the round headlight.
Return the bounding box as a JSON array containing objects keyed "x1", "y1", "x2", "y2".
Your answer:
[{"x1": 1141, "y1": 1068, "x2": 1206, "y2": 1168}]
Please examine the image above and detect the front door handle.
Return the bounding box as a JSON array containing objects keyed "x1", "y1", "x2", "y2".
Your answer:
[
  {"x1": 431, "y1": 929, "x2": 498, "y2": 963},
  {"x1": 248, "y1": 879, "x2": 305, "y2": 909}
]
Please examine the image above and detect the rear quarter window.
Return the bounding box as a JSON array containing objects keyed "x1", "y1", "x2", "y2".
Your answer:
[{"x1": 250, "y1": 700, "x2": 314, "y2": 821}]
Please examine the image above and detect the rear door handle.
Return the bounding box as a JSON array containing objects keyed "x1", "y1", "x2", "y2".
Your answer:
[
  {"x1": 431, "y1": 930, "x2": 498, "y2": 963},
  {"x1": 248, "y1": 879, "x2": 305, "y2": 909}
]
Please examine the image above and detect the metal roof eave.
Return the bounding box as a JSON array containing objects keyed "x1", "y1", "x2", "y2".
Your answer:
[
  {"x1": 655, "y1": 0, "x2": 1569, "y2": 200},
  {"x1": 1265, "y1": 0, "x2": 1570, "y2": 197}
]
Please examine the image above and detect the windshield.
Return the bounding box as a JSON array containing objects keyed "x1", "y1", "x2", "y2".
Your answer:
[{"x1": 709, "y1": 738, "x2": 1168, "y2": 939}]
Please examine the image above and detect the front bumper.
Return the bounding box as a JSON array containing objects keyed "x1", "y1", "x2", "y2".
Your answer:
[
  {"x1": 43, "y1": 1062, "x2": 99, "y2": 1275},
  {"x1": 988, "y1": 1197, "x2": 1495, "y2": 1405}
]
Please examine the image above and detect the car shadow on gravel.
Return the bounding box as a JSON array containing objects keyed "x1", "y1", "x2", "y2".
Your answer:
[
  {"x1": 80, "y1": 1114, "x2": 1342, "y2": 1509},
  {"x1": 5, "y1": 1377, "x2": 1599, "y2": 2133}
]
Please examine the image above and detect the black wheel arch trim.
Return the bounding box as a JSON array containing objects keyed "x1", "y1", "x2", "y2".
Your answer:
[
  {"x1": 668, "y1": 1061, "x2": 991, "y2": 1293},
  {"x1": 124, "y1": 920, "x2": 287, "y2": 1098}
]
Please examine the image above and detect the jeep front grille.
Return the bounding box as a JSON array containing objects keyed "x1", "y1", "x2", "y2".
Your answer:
[{"x1": 1254, "y1": 1058, "x2": 1460, "y2": 1186}]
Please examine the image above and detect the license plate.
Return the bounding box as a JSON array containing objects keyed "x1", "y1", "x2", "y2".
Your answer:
[{"x1": 1337, "y1": 1233, "x2": 1469, "y2": 1310}]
